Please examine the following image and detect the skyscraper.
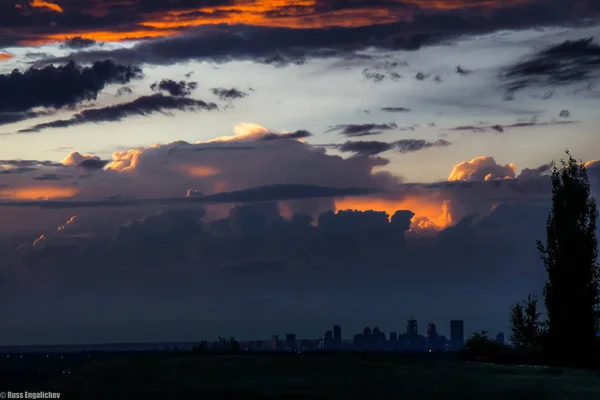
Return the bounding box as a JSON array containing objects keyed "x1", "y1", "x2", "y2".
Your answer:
[
  {"x1": 271, "y1": 335, "x2": 279, "y2": 350},
  {"x1": 333, "y1": 325, "x2": 342, "y2": 348},
  {"x1": 450, "y1": 320, "x2": 464, "y2": 350},
  {"x1": 406, "y1": 319, "x2": 418, "y2": 336}
]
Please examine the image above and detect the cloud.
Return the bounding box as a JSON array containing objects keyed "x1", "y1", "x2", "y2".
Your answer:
[
  {"x1": 116, "y1": 86, "x2": 133, "y2": 97},
  {"x1": 61, "y1": 37, "x2": 97, "y2": 49},
  {"x1": 559, "y1": 109, "x2": 571, "y2": 118},
  {"x1": 0, "y1": 61, "x2": 143, "y2": 114},
  {"x1": 381, "y1": 107, "x2": 410, "y2": 112},
  {"x1": 18, "y1": 94, "x2": 218, "y2": 133},
  {"x1": 0, "y1": 52, "x2": 13, "y2": 61},
  {"x1": 502, "y1": 37, "x2": 600, "y2": 91},
  {"x1": 261, "y1": 130, "x2": 312, "y2": 141},
  {"x1": 456, "y1": 65, "x2": 474, "y2": 75},
  {"x1": 210, "y1": 88, "x2": 248, "y2": 100},
  {"x1": 326, "y1": 123, "x2": 398, "y2": 137},
  {"x1": 337, "y1": 139, "x2": 451, "y2": 156},
  {"x1": 30, "y1": 0, "x2": 63, "y2": 13},
  {"x1": 450, "y1": 118, "x2": 578, "y2": 133},
  {"x1": 448, "y1": 157, "x2": 517, "y2": 181},
  {"x1": 22, "y1": 0, "x2": 600, "y2": 70},
  {"x1": 0, "y1": 110, "x2": 54, "y2": 126},
  {"x1": 151, "y1": 79, "x2": 198, "y2": 97}
]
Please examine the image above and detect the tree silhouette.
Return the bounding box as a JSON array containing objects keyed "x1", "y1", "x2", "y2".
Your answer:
[
  {"x1": 537, "y1": 150, "x2": 599, "y2": 365},
  {"x1": 510, "y1": 294, "x2": 544, "y2": 350}
]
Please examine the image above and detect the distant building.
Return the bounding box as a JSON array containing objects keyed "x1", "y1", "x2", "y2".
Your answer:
[
  {"x1": 450, "y1": 320, "x2": 464, "y2": 350},
  {"x1": 427, "y1": 323, "x2": 439, "y2": 350},
  {"x1": 333, "y1": 325, "x2": 342, "y2": 349},
  {"x1": 285, "y1": 334, "x2": 296, "y2": 350},
  {"x1": 406, "y1": 319, "x2": 418, "y2": 336},
  {"x1": 271, "y1": 335, "x2": 279, "y2": 350},
  {"x1": 496, "y1": 333, "x2": 505, "y2": 345},
  {"x1": 324, "y1": 330, "x2": 333, "y2": 349}
]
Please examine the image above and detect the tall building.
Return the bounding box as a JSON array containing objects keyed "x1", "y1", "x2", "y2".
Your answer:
[
  {"x1": 324, "y1": 330, "x2": 333, "y2": 349},
  {"x1": 450, "y1": 320, "x2": 464, "y2": 350},
  {"x1": 427, "y1": 323, "x2": 439, "y2": 350},
  {"x1": 271, "y1": 335, "x2": 279, "y2": 350},
  {"x1": 285, "y1": 333, "x2": 296, "y2": 350},
  {"x1": 333, "y1": 325, "x2": 342, "y2": 343},
  {"x1": 406, "y1": 319, "x2": 418, "y2": 336}
]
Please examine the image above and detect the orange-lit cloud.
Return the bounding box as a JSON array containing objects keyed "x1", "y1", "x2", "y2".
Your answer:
[
  {"x1": 0, "y1": 52, "x2": 13, "y2": 61},
  {"x1": 0, "y1": 187, "x2": 79, "y2": 200},
  {"x1": 30, "y1": 0, "x2": 63, "y2": 13},
  {"x1": 178, "y1": 165, "x2": 221, "y2": 178},
  {"x1": 448, "y1": 156, "x2": 516, "y2": 181},
  {"x1": 57, "y1": 215, "x2": 77, "y2": 231},
  {"x1": 334, "y1": 195, "x2": 453, "y2": 231},
  {"x1": 20, "y1": 29, "x2": 181, "y2": 46}
]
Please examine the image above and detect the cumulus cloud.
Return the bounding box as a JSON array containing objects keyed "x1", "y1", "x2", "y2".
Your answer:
[
  {"x1": 448, "y1": 157, "x2": 517, "y2": 181},
  {"x1": 18, "y1": 94, "x2": 218, "y2": 133},
  {"x1": 0, "y1": 61, "x2": 143, "y2": 114},
  {"x1": 151, "y1": 79, "x2": 198, "y2": 97}
]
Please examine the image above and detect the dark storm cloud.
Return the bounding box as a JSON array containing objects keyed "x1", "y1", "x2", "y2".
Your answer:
[
  {"x1": 261, "y1": 130, "x2": 312, "y2": 141},
  {"x1": 33, "y1": 0, "x2": 600, "y2": 68},
  {"x1": 210, "y1": 88, "x2": 248, "y2": 100},
  {"x1": 0, "y1": 61, "x2": 143, "y2": 114},
  {"x1": 336, "y1": 139, "x2": 451, "y2": 156},
  {"x1": 151, "y1": 79, "x2": 198, "y2": 97},
  {"x1": 326, "y1": 123, "x2": 398, "y2": 137},
  {"x1": 502, "y1": 38, "x2": 600, "y2": 91},
  {"x1": 18, "y1": 94, "x2": 218, "y2": 133}
]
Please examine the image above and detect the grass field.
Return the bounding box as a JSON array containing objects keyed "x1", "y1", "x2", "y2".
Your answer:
[{"x1": 32, "y1": 352, "x2": 600, "y2": 399}]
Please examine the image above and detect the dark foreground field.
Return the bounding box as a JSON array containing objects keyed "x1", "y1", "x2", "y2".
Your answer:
[{"x1": 5, "y1": 352, "x2": 600, "y2": 399}]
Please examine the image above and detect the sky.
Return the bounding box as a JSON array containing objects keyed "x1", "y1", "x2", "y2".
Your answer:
[{"x1": 0, "y1": 0, "x2": 599, "y2": 346}]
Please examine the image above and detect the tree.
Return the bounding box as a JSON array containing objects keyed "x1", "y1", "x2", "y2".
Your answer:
[
  {"x1": 510, "y1": 294, "x2": 544, "y2": 350},
  {"x1": 459, "y1": 330, "x2": 512, "y2": 363},
  {"x1": 537, "y1": 150, "x2": 600, "y2": 365}
]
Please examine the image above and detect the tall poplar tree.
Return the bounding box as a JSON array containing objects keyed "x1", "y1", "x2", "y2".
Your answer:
[{"x1": 537, "y1": 151, "x2": 599, "y2": 365}]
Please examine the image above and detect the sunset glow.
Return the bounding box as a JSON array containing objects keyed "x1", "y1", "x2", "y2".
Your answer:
[
  {"x1": 334, "y1": 195, "x2": 453, "y2": 231},
  {"x1": 0, "y1": 187, "x2": 79, "y2": 200},
  {"x1": 30, "y1": 0, "x2": 63, "y2": 13}
]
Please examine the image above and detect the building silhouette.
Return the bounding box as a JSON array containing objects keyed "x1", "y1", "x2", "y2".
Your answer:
[
  {"x1": 333, "y1": 325, "x2": 342, "y2": 349},
  {"x1": 285, "y1": 334, "x2": 296, "y2": 350},
  {"x1": 406, "y1": 319, "x2": 418, "y2": 336},
  {"x1": 427, "y1": 323, "x2": 440, "y2": 351},
  {"x1": 450, "y1": 320, "x2": 464, "y2": 350},
  {"x1": 271, "y1": 335, "x2": 279, "y2": 350}
]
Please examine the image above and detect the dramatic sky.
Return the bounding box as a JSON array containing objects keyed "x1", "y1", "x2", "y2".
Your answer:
[{"x1": 1, "y1": 0, "x2": 600, "y2": 346}]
